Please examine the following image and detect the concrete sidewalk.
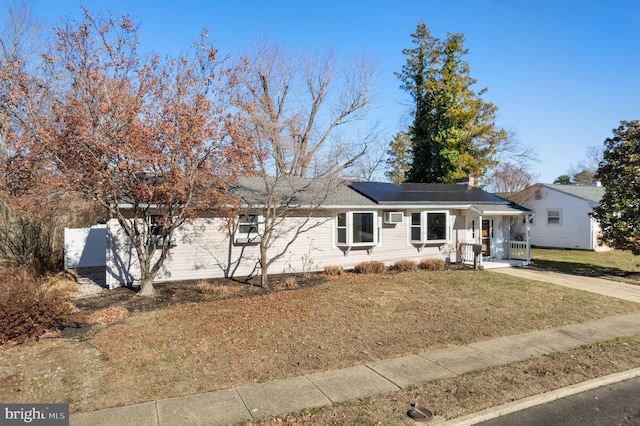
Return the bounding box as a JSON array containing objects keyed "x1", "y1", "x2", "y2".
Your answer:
[{"x1": 70, "y1": 269, "x2": 640, "y2": 426}]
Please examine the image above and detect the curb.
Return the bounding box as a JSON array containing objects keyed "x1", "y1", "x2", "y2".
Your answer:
[{"x1": 434, "y1": 367, "x2": 640, "y2": 425}]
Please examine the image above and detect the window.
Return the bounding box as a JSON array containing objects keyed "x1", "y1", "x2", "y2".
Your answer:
[
  {"x1": 148, "y1": 215, "x2": 177, "y2": 247},
  {"x1": 547, "y1": 209, "x2": 561, "y2": 225},
  {"x1": 336, "y1": 212, "x2": 378, "y2": 246},
  {"x1": 353, "y1": 212, "x2": 375, "y2": 243},
  {"x1": 410, "y1": 211, "x2": 448, "y2": 243},
  {"x1": 411, "y1": 213, "x2": 422, "y2": 241},
  {"x1": 235, "y1": 214, "x2": 263, "y2": 244},
  {"x1": 337, "y1": 213, "x2": 347, "y2": 244},
  {"x1": 428, "y1": 213, "x2": 447, "y2": 240}
]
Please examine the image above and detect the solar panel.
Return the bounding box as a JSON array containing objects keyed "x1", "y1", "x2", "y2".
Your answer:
[{"x1": 349, "y1": 181, "x2": 509, "y2": 204}]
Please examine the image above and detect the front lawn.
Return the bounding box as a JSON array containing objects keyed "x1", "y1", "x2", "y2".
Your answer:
[
  {"x1": 0, "y1": 268, "x2": 637, "y2": 415},
  {"x1": 531, "y1": 248, "x2": 640, "y2": 285}
]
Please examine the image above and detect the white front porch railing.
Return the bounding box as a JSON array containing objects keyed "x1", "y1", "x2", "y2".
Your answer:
[
  {"x1": 509, "y1": 240, "x2": 528, "y2": 260},
  {"x1": 458, "y1": 241, "x2": 529, "y2": 265}
]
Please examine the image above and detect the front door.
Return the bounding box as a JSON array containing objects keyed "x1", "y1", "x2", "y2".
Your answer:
[{"x1": 482, "y1": 219, "x2": 492, "y2": 256}]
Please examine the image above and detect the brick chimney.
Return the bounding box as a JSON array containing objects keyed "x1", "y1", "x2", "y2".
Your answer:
[{"x1": 456, "y1": 176, "x2": 475, "y2": 186}]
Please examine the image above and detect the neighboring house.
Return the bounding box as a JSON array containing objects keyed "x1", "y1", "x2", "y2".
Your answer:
[
  {"x1": 521, "y1": 183, "x2": 607, "y2": 251},
  {"x1": 69, "y1": 177, "x2": 533, "y2": 289}
]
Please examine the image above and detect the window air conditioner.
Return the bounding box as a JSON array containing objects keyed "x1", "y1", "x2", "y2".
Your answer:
[{"x1": 384, "y1": 212, "x2": 404, "y2": 224}]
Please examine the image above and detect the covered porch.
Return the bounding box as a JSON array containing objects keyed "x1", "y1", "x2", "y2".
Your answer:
[
  {"x1": 457, "y1": 240, "x2": 531, "y2": 269},
  {"x1": 455, "y1": 203, "x2": 533, "y2": 269}
]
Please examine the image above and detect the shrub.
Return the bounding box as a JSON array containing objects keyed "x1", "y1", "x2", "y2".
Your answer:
[
  {"x1": 47, "y1": 270, "x2": 81, "y2": 298},
  {"x1": 0, "y1": 268, "x2": 74, "y2": 344},
  {"x1": 274, "y1": 276, "x2": 299, "y2": 290},
  {"x1": 391, "y1": 259, "x2": 418, "y2": 272},
  {"x1": 324, "y1": 266, "x2": 345, "y2": 276},
  {"x1": 419, "y1": 258, "x2": 446, "y2": 271},
  {"x1": 195, "y1": 280, "x2": 228, "y2": 297},
  {"x1": 353, "y1": 261, "x2": 386, "y2": 274}
]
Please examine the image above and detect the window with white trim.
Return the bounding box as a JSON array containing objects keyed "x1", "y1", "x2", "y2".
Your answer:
[
  {"x1": 235, "y1": 214, "x2": 263, "y2": 244},
  {"x1": 410, "y1": 211, "x2": 448, "y2": 243},
  {"x1": 336, "y1": 212, "x2": 378, "y2": 246},
  {"x1": 547, "y1": 209, "x2": 561, "y2": 225}
]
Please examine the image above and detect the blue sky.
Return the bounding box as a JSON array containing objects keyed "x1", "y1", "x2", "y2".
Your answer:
[{"x1": 22, "y1": 0, "x2": 640, "y2": 183}]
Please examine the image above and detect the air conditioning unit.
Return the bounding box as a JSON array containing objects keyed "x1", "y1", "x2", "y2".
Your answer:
[{"x1": 384, "y1": 211, "x2": 404, "y2": 224}]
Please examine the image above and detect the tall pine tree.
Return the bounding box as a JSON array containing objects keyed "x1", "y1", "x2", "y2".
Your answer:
[
  {"x1": 385, "y1": 131, "x2": 412, "y2": 183},
  {"x1": 395, "y1": 22, "x2": 507, "y2": 183}
]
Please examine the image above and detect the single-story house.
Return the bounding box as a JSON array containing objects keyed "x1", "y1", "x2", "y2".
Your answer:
[
  {"x1": 520, "y1": 183, "x2": 608, "y2": 251},
  {"x1": 68, "y1": 177, "x2": 533, "y2": 289}
]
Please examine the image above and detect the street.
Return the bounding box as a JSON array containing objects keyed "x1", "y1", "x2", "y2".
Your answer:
[{"x1": 478, "y1": 376, "x2": 640, "y2": 425}]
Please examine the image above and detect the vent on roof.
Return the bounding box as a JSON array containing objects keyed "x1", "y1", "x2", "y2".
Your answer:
[{"x1": 384, "y1": 211, "x2": 404, "y2": 224}]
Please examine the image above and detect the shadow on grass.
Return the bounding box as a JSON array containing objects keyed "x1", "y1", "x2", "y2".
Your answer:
[{"x1": 532, "y1": 259, "x2": 640, "y2": 283}]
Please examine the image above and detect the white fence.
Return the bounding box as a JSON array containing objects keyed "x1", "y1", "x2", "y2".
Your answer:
[{"x1": 64, "y1": 225, "x2": 107, "y2": 269}]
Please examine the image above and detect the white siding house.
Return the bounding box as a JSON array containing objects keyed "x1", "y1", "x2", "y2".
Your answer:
[
  {"x1": 93, "y1": 178, "x2": 534, "y2": 289},
  {"x1": 524, "y1": 184, "x2": 607, "y2": 251}
]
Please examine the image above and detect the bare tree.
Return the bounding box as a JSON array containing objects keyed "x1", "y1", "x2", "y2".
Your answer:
[
  {"x1": 565, "y1": 145, "x2": 604, "y2": 185},
  {"x1": 483, "y1": 163, "x2": 538, "y2": 195},
  {"x1": 342, "y1": 127, "x2": 387, "y2": 181},
  {"x1": 483, "y1": 163, "x2": 539, "y2": 237},
  {"x1": 236, "y1": 40, "x2": 378, "y2": 287}
]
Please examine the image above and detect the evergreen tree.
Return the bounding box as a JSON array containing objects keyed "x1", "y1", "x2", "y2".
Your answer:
[
  {"x1": 553, "y1": 175, "x2": 572, "y2": 185},
  {"x1": 591, "y1": 120, "x2": 640, "y2": 255},
  {"x1": 394, "y1": 22, "x2": 507, "y2": 183},
  {"x1": 385, "y1": 131, "x2": 412, "y2": 183}
]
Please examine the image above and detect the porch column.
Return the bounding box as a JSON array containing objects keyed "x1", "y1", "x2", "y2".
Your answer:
[
  {"x1": 478, "y1": 214, "x2": 483, "y2": 269},
  {"x1": 526, "y1": 213, "x2": 532, "y2": 263}
]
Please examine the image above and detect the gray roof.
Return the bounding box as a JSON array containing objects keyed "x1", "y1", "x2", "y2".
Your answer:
[
  {"x1": 543, "y1": 184, "x2": 605, "y2": 203},
  {"x1": 230, "y1": 176, "x2": 531, "y2": 214},
  {"x1": 231, "y1": 176, "x2": 375, "y2": 207}
]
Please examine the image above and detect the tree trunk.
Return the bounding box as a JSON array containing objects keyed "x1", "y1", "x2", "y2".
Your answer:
[
  {"x1": 259, "y1": 243, "x2": 269, "y2": 289},
  {"x1": 137, "y1": 276, "x2": 155, "y2": 296}
]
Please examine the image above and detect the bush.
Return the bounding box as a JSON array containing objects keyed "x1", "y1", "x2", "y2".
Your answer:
[
  {"x1": 195, "y1": 280, "x2": 228, "y2": 297},
  {"x1": 47, "y1": 270, "x2": 81, "y2": 298},
  {"x1": 419, "y1": 258, "x2": 446, "y2": 271},
  {"x1": 353, "y1": 261, "x2": 386, "y2": 274},
  {"x1": 274, "y1": 276, "x2": 299, "y2": 290},
  {"x1": 0, "y1": 268, "x2": 74, "y2": 344},
  {"x1": 324, "y1": 266, "x2": 345, "y2": 276},
  {"x1": 391, "y1": 259, "x2": 418, "y2": 272}
]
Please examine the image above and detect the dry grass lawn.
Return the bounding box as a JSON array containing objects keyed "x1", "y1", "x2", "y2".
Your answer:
[{"x1": 1, "y1": 268, "x2": 639, "y2": 420}]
